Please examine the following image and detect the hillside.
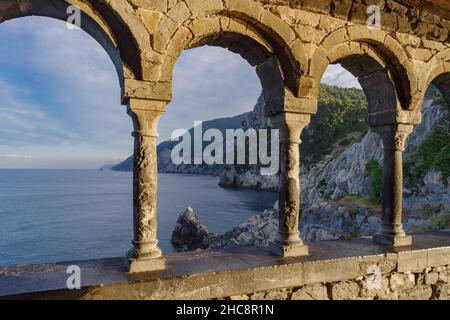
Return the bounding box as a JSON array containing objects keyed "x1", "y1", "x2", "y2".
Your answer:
[
  {"x1": 112, "y1": 83, "x2": 369, "y2": 174},
  {"x1": 111, "y1": 112, "x2": 250, "y2": 173}
]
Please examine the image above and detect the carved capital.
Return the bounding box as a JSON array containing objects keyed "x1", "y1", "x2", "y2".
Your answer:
[
  {"x1": 374, "y1": 124, "x2": 413, "y2": 152},
  {"x1": 270, "y1": 112, "x2": 311, "y2": 145},
  {"x1": 394, "y1": 131, "x2": 408, "y2": 151},
  {"x1": 127, "y1": 98, "x2": 168, "y2": 138}
]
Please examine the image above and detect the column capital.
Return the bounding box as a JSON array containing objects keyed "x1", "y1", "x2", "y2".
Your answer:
[
  {"x1": 270, "y1": 111, "x2": 311, "y2": 126},
  {"x1": 127, "y1": 99, "x2": 168, "y2": 139},
  {"x1": 270, "y1": 112, "x2": 311, "y2": 145},
  {"x1": 374, "y1": 123, "x2": 414, "y2": 152}
]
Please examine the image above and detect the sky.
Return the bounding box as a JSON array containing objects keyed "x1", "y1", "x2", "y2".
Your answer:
[{"x1": 0, "y1": 17, "x2": 360, "y2": 169}]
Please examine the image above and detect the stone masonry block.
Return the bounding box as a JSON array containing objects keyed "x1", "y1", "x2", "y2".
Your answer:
[
  {"x1": 185, "y1": 0, "x2": 224, "y2": 17},
  {"x1": 291, "y1": 283, "x2": 329, "y2": 300},
  {"x1": 397, "y1": 250, "x2": 427, "y2": 273}
]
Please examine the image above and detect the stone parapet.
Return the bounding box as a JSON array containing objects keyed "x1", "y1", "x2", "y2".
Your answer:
[{"x1": 1, "y1": 231, "x2": 450, "y2": 300}]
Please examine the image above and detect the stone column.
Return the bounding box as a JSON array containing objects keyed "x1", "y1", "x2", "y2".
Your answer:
[
  {"x1": 126, "y1": 98, "x2": 167, "y2": 273},
  {"x1": 373, "y1": 124, "x2": 413, "y2": 247},
  {"x1": 270, "y1": 112, "x2": 310, "y2": 257}
]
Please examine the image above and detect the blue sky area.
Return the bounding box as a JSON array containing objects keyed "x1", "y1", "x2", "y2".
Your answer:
[{"x1": 0, "y1": 17, "x2": 360, "y2": 169}]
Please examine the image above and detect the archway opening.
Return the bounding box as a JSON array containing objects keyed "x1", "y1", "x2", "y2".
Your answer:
[
  {"x1": 432, "y1": 73, "x2": 450, "y2": 123},
  {"x1": 0, "y1": 16, "x2": 132, "y2": 266},
  {"x1": 401, "y1": 75, "x2": 450, "y2": 233},
  {"x1": 302, "y1": 56, "x2": 450, "y2": 242},
  {"x1": 300, "y1": 63, "x2": 374, "y2": 241},
  {"x1": 153, "y1": 38, "x2": 289, "y2": 252}
]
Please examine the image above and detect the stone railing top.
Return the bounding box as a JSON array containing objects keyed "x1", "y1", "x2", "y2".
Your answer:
[{"x1": 1, "y1": 230, "x2": 450, "y2": 299}]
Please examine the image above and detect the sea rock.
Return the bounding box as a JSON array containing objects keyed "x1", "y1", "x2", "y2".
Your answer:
[
  {"x1": 171, "y1": 208, "x2": 278, "y2": 251},
  {"x1": 171, "y1": 208, "x2": 216, "y2": 250}
]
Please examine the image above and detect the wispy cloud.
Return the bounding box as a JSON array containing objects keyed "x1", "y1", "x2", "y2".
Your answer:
[
  {"x1": 0, "y1": 154, "x2": 33, "y2": 159},
  {"x1": 0, "y1": 17, "x2": 362, "y2": 169},
  {"x1": 322, "y1": 64, "x2": 362, "y2": 89},
  {"x1": 0, "y1": 17, "x2": 132, "y2": 168},
  {"x1": 160, "y1": 46, "x2": 262, "y2": 140}
]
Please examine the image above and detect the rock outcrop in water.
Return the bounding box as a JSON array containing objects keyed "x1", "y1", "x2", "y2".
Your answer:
[
  {"x1": 171, "y1": 207, "x2": 279, "y2": 251},
  {"x1": 171, "y1": 208, "x2": 216, "y2": 250}
]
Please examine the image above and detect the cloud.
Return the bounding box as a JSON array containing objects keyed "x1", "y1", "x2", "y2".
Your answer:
[
  {"x1": 0, "y1": 16, "x2": 363, "y2": 168},
  {"x1": 0, "y1": 17, "x2": 133, "y2": 168},
  {"x1": 321, "y1": 64, "x2": 362, "y2": 89},
  {"x1": 0, "y1": 154, "x2": 33, "y2": 159},
  {"x1": 0, "y1": 78, "x2": 82, "y2": 146},
  {"x1": 160, "y1": 46, "x2": 262, "y2": 141}
]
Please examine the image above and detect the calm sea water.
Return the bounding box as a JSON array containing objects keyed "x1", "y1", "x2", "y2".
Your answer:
[{"x1": 0, "y1": 170, "x2": 277, "y2": 266}]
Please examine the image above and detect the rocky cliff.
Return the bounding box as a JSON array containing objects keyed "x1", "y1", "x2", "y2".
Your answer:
[
  {"x1": 171, "y1": 90, "x2": 450, "y2": 250},
  {"x1": 302, "y1": 98, "x2": 448, "y2": 207}
]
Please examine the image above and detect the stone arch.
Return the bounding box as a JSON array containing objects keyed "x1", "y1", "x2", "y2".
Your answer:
[
  {"x1": 309, "y1": 26, "x2": 418, "y2": 111},
  {"x1": 0, "y1": 0, "x2": 151, "y2": 82},
  {"x1": 422, "y1": 52, "x2": 450, "y2": 130},
  {"x1": 419, "y1": 49, "x2": 450, "y2": 111},
  {"x1": 153, "y1": 0, "x2": 305, "y2": 99},
  {"x1": 431, "y1": 73, "x2": 450, "y2": 109},
  {"x1": 315, "y1": 41, "x2": 399, "y2": 115},
  {"x1": 158, "y1": 16, "x2": 301, "y2": 115}
]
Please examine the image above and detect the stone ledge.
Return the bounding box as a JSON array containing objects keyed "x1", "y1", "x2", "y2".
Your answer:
[{"x1": 1, "y1": 230, "x2": 449, "y2": 300}]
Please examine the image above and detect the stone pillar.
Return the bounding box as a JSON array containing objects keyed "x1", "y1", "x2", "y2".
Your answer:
[
  {"x1": 270, "y1": 112, "x2": 310, "y2": 257},
  {"x1": 373, "y1": 124, "x2": 413, "y2": 247},
  {"x1": 126, "y1": 98, "x2": 167, "y2": 273}
]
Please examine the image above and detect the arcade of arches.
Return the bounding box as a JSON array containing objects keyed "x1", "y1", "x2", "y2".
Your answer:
[{"x1": 1, "y1": 0, "x2": 449, "y2": 273}]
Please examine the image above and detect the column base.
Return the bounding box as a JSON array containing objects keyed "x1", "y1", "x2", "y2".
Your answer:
[
  {"x1": 270, "y1": 243, "x2": 309, "y2": 258},
  {"x1": 373, "y1": 233, "x2": 412, "y2": 247},
  {"x1": 127, "y1": 256, "x2": 166, "y2": 273}
]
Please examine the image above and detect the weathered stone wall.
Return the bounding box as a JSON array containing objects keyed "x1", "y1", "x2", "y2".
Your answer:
[
  {"x1": 226, "y1": 264, "x2": 450, "y2": 300},
  {"x1": 259, "y1": 0, "x2": 450, "y2": 41}
]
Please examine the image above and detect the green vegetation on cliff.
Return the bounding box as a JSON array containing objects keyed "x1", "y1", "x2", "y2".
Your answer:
[
  {"x1": 404, "y1": 120, "x2": 450, "y2": 185},
  {"x1": 364, "y1": 160, "x2": 383, "y2": 205},
  {"x1": 301, "y1": 84, "x2": 368, "y2": 166}
]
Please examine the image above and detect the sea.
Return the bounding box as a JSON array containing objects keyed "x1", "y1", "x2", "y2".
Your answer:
[{"x1": 0, "y1": 169, "x2": 277, "y2": 266}]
